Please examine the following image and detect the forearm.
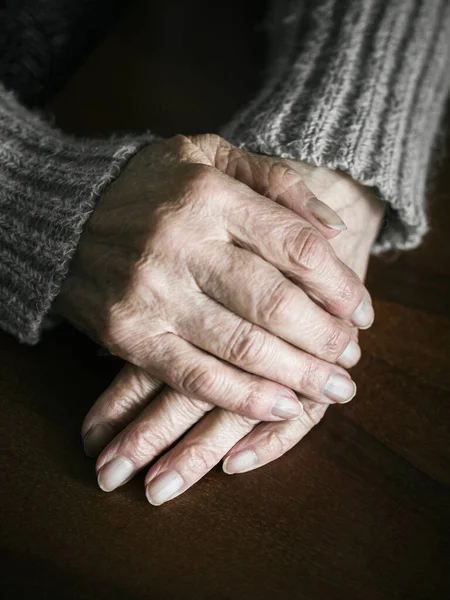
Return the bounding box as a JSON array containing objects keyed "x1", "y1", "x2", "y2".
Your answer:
[
  {"x1": 224, "y1": 0, "x2": 450, "y2": 252},
  {"x1": 0, "y1": 84, "x2": 155, "y2": 344}
]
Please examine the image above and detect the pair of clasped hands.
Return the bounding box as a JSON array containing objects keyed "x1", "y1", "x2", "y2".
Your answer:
[{"x1": 56, "y1": 134, "x2": 376, "y2": 506}]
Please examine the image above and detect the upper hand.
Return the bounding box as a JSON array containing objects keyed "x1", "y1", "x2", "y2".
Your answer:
[{"x1": 56, "y1": 134, "x2": 372, "y2": 424}]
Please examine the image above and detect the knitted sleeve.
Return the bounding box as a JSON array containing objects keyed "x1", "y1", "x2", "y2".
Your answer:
[
  {"x1": 0, "y1": 85, "x2": 155, "y2": 344},
  {"x1": 223, "y1": 0, "x2": 450, "y2": 252}
]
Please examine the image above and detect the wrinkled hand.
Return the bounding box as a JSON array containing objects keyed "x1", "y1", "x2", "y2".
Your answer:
[
  {"x1": 57, "y1": 134, "x2": 373, "y2": 433},
  {"x1": 80, "y1": 147, "x2": 383, "y2": 505},
  {"x1": 84, "y1": 362, "x2": 328, "y2": 504}
]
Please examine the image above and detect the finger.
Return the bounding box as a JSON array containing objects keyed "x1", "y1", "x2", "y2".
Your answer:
[
  {"x1": 82, "y1": 364, "x2": 164, "y2": 457},
  {"x1": 176, "y1": 294, "x2": 358, "y2": 405},
  {"x1": 135, "y1": 332, "x2": 304, "y2": 422},
  {"x1": 189, "y1": 135, "x2": 346, "y2": 239},
  {"x1": 221, "y1": 179, "x2": 374, "y2": 328},
  {"x1": 223, "y1": 399, "x2": 328, "y2": 475},
  {"x1": 226, "y1": 149, "x2": 347, "y2": 239},
  {"x1": 189, "y1": 242, "x2": 360, "y2": 368},
  {"x1": 95, "y1": 386, "x2": 214, "y2": 493},
  {"x1": 144, "y1": 408, "x2": 257, "y2": 506}
]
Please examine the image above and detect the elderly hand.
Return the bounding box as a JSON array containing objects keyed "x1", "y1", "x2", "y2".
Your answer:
[
  {"x1": 84, "y1": 363, "x2": 326, "y2": 504},
  {"x1": 56, "y1": 134, "x2": 372, "y2": 445},
  {"x1": 79, "y1": 149, "x2": 384, "y2": 504}
]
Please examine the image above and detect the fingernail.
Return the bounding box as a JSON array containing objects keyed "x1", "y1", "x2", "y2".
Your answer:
[
  {"x1": 306, "y1": 196, "x2": 347, "y2": 231},
  {"x1": 351, "y1": 299, "x2": 374, "y2": 329},
  {"x1": 146, "y1": 470, "x2": 184, "y2": 506},
  {"x1": 223, "y1": 449, "x2": 258, "y2": 474},
  {"x1": 337, "y1": 340, "x2": 361, "y2": 368},
  {"x1": 97, "y1": 457, "x2": 134, "y2": 492},
  {"x1": 324, "y1": 374, "x2": 357, "y2": 403},
  {"x1": 272, "y1": 396, "x2": 303, "y2": 420},
  {"x1": 84, "y1": 424, "x2": 113, "y2": 457}
]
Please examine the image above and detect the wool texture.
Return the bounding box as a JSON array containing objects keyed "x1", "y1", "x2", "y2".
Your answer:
[
  {"x1": 1, "y1": 0, "x2": 450, "y2": 344},
  {"x1": 224, "y1": 0, "x2": 450, "y2": 253},
  {"x1": 0, "y1": 86, "x2": 155, "y2": 343}
]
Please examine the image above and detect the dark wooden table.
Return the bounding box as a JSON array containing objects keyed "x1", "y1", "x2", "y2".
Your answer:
[{"x1": 1, "y1": 2, "x2": 449, "y2": 598}]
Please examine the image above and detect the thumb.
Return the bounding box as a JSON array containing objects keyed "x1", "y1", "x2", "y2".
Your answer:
[
  {"x1": 190, "y1": 134, "x2": 347, "y2": 239},
  {"x1": 226, "y1": 146, "x2": 348, "y2": 239}
]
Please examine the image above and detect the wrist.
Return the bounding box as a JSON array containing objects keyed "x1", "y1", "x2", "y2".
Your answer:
[{"x1": 53, "y1": 218, "x2": 109, "y2": 344}]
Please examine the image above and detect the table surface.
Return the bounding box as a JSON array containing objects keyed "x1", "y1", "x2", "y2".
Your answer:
[{"x1": 1, "y1": 2, "x2": 449, "y2": 599}]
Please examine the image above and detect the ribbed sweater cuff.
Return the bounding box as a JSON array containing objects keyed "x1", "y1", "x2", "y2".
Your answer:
[
  {"x1": 0, "y1": 86, "x2": 156, "y2": 344},
  {"x1": 223, "y1": 0, "x2": 450, "y2": 253}
]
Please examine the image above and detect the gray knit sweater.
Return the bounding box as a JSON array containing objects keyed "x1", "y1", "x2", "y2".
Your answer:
[{"x1": 1, "y1": 0, "x2": 450, "y2": 345}]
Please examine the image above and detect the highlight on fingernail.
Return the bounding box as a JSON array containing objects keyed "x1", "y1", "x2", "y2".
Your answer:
[
  {"x1": 351, "y1": 299, "x2": 374, "y2": 329},
  {"x1": 97, "y1": 456, "x2": 135, "y2": 492},
  {"x1": 324, "y1": 374, "x2": 357, "y2": 404},
  {"x1": 223, "y1": 449, "x2": 258, "y2": 474},
  {"x1": 146, "y1": 470, "x2": 184, "y2": 506},
  {"x1": 306, "y1": 196, "x2": 347, "y2": 231},
  {"x1": 272, "y1": 395, "x2": 304, "y2": 420},
  {"x1": 337, "y1": 340, "x2": 361, "y2": 368}
]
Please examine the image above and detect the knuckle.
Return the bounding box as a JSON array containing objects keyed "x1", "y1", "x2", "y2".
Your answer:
[
  {"x1": 104, "y1": 310, "x2": 152, "y2": 362},
  {"x1": 227, "y1": 322, "x2": 267, "y2": 368},
  {"x1": 333, "y1": 274, "x2": 360, "y2": 315},
  {"x1": 103, "y1": 313, "x2": 133, "y2": 357},
  {"x1": 265, "y1": 429, "x2": 286, "y2": 457},
  {"x1": 181, "y1": 364, "x2": 217, "y2": 399},
  {"x1": 285, "y1": 227, "x2": 327, "y2": 271},
  {"x1": 181, "y1": 443, "x2": 215, "y2": 475},
  {"x1": 113, "y1": 368, "x2": 156, "y2": 408},
  {"x1": 170, "y1": 134, "x2": 205, "y2": 161},
  {"x1": 271, "y1": 160, "x2": 294, "y2": 181},
  {"x1": 201, "y1": 133, "x2": 223, "y2": 148},
  {"x1": 268, "y1": 160, "x2": 299, "y2": 195},
  {"x1": 321, "y1": 326, "x2": 349, "y2": 360},
  {"x1": 258, "y1": 279, "x2": 295, "y2": 326},
  {"x1": 215, "y1": 142, "x2": 239, "y2": 176},
  {"x1": 122, "y1": 425, "x2": 159, "y2": 462},
  {"x1": 240, "y1": 381, "x2": 266, "y2": 417},
  {"x1": 110, "y1": 392, "x2": 142, "y2": 419},
  {"x1": 298, "y1": 358, "x2": 322, "y2": 396},
  {"x1": 185, "y1": 396, "x2": 215, "y2": 414},
  {"x1": 303, "y1": 403, "x2": 327, "y2": 428},
  {"x1": 170, "y1": 133, "x2": 192, "y2": 150}
]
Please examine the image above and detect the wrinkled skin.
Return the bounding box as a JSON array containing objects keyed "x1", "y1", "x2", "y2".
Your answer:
[{"x1": 56, "y1": 134, "x2": 383, "y2": 505}]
